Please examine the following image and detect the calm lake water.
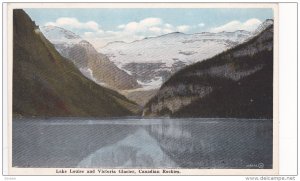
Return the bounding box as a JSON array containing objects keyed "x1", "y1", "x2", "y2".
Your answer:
[{"x1": 13, "y1": 118, "x2": 272, "y2": 169}]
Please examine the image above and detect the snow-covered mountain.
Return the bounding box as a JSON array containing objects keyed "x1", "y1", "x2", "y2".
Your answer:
[
  {"x1": 40, "y1": 25, "x2": 81, "y2": 44},
  {"x1": 41, "y1": 25, "x2": 140, "y2": 90},
  {"x1": 99, "y1": 30, "x2": 252, "y2": 90}
]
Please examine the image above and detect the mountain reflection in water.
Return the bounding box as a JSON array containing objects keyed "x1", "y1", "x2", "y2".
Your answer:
[{"x1": 13, "y1": 118, "x2": 272, "y2": 168}]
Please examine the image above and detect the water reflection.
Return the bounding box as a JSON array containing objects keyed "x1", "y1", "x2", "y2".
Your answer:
[
  {"x1": 13, "y1": 118, "x2": 272, "y2": 168},
  {"x1": 78, "y1": 128, "x2": 177, "y2": 168},
  {"x1": 147, "y1": 119, "x2": 273, "y2": 168}
]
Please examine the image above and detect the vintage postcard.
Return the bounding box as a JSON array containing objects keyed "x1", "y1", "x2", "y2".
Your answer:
[{"x1": 4, "y1": 2, "x2": 279, "y2": 175}]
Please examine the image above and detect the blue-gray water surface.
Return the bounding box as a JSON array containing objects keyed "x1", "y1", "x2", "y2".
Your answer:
[{"x1": 13, "y1": 118, "x2": 272, "y2": 169}]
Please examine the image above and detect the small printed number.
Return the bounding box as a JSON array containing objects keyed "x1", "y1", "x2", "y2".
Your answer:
[{"x1": 4, "y1": 177, "x2": 16, "y2": 180}]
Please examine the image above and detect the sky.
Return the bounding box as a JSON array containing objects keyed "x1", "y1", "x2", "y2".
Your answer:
[{"x1": 25, "y1": 8, "x2": 273, "y2": 49}]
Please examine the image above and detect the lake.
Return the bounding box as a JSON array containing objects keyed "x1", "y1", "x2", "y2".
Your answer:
[{"x1": 13, "y1": 118, "x2": 273, "y2": 169}]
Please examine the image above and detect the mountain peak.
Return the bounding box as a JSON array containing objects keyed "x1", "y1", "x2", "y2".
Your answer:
[
  {"x1": 102, "y1": 41, "x2": 127, "y2": 47},
  {"x1": 253, "y1": 19, "x2": 274, "y2": 35},
  {"x1": 79, "y1": 40, "x2": 93, "y2": 46},
  {"x1": 260, "y1": 19, "x2": 274, "y2": 28},
  {"x1": 141, "y1": 31, "x2": 186, "y2": 40},
  {"x1": 158, "y1": 31, "x2": 186, "y2": 37},
  {"x1": 41, "y1": 25, "x2": 81, "y2": 41},
  {"x1": 264, "y1": 19, "x2": 274, "y2": 23}
]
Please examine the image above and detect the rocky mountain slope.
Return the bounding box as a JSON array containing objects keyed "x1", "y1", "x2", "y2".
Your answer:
[
  {"x1": 40, "y1": 25, "x2": 140, "y2": 90},
  {"x1": 143, "y1": 20, "x2": 273, "y2": 118},
  {"x1": 13, "y1": 9, "x2": 140, "y2": 117}
]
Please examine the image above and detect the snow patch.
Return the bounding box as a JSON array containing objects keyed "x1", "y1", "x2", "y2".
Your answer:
[
  {"x1": 79, "y1": 68, "x2": 107, "y2": 87},
  {"x1": 137, "y1": 77, "x2": 163, "y2": 90}
]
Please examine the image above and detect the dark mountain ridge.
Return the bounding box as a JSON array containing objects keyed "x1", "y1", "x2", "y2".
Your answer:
[
  {"x1": 143, "y1": 23, "x2": 273, "y2": 118},
  {"x1": 13, "y1": 9, "x2": 140, "y2": 117}
]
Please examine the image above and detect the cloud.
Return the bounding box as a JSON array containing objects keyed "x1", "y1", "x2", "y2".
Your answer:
[
  {"x1": 118, "y1": 18, "x2": 191, "y2": 34},
  {"x1": 118, "y1": 17, "x2": 163, "y2": 33},
  {"x1": 123, "y1": 22, "x2": 140, "y2": 32},
  {"x1": 149, "y1": 27, "x2": 162, "y2": 34},
  {"x1": 140, "y1": 17, "x2": 162, "y2": 27},
  {"x1": 210, "y1": 18, "x2": 262, "y2": 32},
  {"x1": 45, "y1": 17, "x2": 101, "y2": 31},
  {"x1": 164, "y1": 23, "x2": 173, "y2": 29},
  {"x1": 162, "y1": 28, "x2": 173, "y2": 34},
  {"x1": 198, "y1": 23, "x2": 205, "y2": 27},
  {"x1": 117, "y1": 24, "x2": 125, "y2": 29},
  {"x1": 176, "y1": 25, "x2": 190, "y2": 32}
]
